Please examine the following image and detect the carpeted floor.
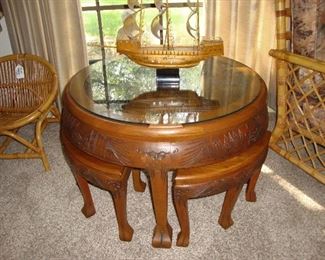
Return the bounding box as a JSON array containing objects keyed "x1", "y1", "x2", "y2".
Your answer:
[{"x1": 0, "y1": 114, "x2": 324, "y2": 259}]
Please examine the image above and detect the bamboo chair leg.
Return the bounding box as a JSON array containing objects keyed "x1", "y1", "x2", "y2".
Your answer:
[
  {"x1": 0, "y1": 129, "x2": 18, "y2": 153},
  {"x1": 25, "y1": 120, "x2": 48, "y2": 154},
  {"x1": 1, "y1": 120, "x2": 50, "y2": 171},
  {"x1": 25, "y1": 107, "x2": 60, "y2": 154},
  {"x1": 1, "y1": 130, "x2": 39, "y2": 153},
  {"x1": 36, "y1": 118, "x2": 50, "y2": 171},
  {"x1": 269, "y1": 119, "x2": 286, "y2": 148},
  {"x1": 50, "y1": 104, "x2": 61, "y2": 122}
]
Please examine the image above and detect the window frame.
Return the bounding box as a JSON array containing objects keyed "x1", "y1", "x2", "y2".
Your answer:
[
  {"x1": 81, "y1": 0, "x2": 202, "y2": 63},
  {"x1": 81, "y1": 1, "x2": 203, "y2": 104}
]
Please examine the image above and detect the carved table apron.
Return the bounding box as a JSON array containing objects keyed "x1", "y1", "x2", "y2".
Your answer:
[{"x1": 61, "y1": 82, "x2": 268, "y2": 248}]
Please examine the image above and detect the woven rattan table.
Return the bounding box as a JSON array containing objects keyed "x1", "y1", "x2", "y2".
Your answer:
[{"x1": 60, "y1": 56, "x2": 268, "y2": 248}]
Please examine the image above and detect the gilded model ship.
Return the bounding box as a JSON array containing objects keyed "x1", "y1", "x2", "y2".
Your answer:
[{"x1": 116, "y1": 0, "x2": 224, "y2": 68}]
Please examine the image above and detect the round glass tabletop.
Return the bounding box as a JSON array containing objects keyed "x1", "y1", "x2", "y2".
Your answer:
[{"x1": 68, "y1": 55, "x2": 264, "y2": 125}]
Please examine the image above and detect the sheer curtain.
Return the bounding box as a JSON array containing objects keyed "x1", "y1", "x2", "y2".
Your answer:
[
  {"x1": 205, "y1": 0, "x2": 277, "y2": 108},
  {"x1": 1, "y1": 0, "x2": 278, "y2": 107},
  {"x1": 1, "y1": 0, "x2": 88, "y2": 108}
]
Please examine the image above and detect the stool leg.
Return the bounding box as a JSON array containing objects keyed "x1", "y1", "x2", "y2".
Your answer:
[
  {"x1": 74, "y1": 173, "x2": 96, "y2": 218},
  {"x1": 111, "y1": 168, "x2": 134, "y2": 242},
  {"x1": 173, "y1": 189, "x2": 190, "y2": 247},
  {"x1": 132, "y1": 169, "x2": 146, "y2": 192},
  {"x1": 245, "y1": 168, "x2": 261, "y2": 202},
  {"x1": 218, "y1": 184, "x2": 244, "y2": 229}
]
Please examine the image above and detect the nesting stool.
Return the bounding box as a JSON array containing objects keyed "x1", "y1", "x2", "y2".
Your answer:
[
  {"x1": 172, "y1": 132, "x2": 271, "y2": 247},
  {"x1": 61, "y1": 133, "x2": 134, "y2": 242}
]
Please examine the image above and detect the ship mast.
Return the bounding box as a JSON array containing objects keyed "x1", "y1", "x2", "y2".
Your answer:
[
  {"x1": 186, "y1": 0, "x2": 200, "y2": 47},
  {"x1": 165, "y1": 0, "x2": 170, "y2": 49},
  {"x1": 196, "y1": 0, "x2": 200, "y2": 46},
  {"x1": 139, "y1": 0, "x2": 144, "y2": 43}
]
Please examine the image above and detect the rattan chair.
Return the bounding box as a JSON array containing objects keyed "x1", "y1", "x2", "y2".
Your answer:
[
  {"x1": 0, "y1": 54, "x2": 60, "y2": 171},
  {"x1": 270, "y1": 0, "x2": 325, "y2": 184}
]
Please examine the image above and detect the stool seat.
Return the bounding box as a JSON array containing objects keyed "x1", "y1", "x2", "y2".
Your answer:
[
  {"x1": 173, "y1": 131, "x2": 271, "y2": 247},
  {"x1": 61, "y1": 132, "x2": 134, "y2": 242}
]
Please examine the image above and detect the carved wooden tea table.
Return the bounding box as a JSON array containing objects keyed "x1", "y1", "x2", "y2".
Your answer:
[{"x1": 60, "y1": 56, "x2": 268, "y2": 248}]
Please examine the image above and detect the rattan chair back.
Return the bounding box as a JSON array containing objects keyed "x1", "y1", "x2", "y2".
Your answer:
[
  {"x1": 270, "y1": 0, "x2": 325, "y2": 184},
  {"x1": 0, "y1": 53, "x2": 60, "y2": 171}
]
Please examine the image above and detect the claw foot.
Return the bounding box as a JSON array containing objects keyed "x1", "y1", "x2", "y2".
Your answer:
[
  {"x1": 81, "y1": 205, "x2": 96, "y2": 218},
  {"x1": 176, "y1": 231, "x2": 189, "y2": 247},
  {"x1": 119, "y1": 224, "x2": 134, "y2": 242},
  {"x1": 152, "y1": 223, "x2": 172, "y2": 248},
  {"x1": 246, "y1": 191, "x2": 257, "y2": 202},
  {"x1": 218, "y1": 216, "x2": 234, "y2": 230}
]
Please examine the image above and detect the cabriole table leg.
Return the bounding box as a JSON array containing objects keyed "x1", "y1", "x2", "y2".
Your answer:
[{"x1": 147, "y1": 168, "x2": 172, "y2": 248}]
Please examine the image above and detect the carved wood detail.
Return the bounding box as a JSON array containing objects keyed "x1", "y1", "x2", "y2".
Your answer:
[
  {"x1": 61, "y1": 104, "x2": 268, "y2": 170},
  {"x1": 63, "y1": 149, "x2": 125, "y2": 197},
  {"x1": 173, "y1": 151, "x2": 267, "y2": 200},
  {"x1": 79, "y1": 167, "x2": 123, "y2": 193},
  {"x1": 61, "y1": 109, "x2": 120, "y2": 164},
  {"x1": 136, "y1": 147, "x2": 179, "y2": 161},
  {"x1": 172, "y1": 132, "x2": 271, "y2": 247}
]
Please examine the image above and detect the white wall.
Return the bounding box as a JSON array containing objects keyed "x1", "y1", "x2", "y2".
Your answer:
[{"x1": 0, "y1": 17, "x2": 13, "y2": 56}]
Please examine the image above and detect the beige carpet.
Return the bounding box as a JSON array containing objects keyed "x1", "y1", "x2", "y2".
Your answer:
[{"x1": 0, "y1": 115, "x2": 324, "y2": 259}]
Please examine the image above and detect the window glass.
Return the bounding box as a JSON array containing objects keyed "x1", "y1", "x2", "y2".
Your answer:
[
  {"x1": 101, "y1": 10, "x2": 124, "y2": 50},
  {"x1": 80, "y1": 0, "x2": 206, "y2": 105},
  {"x1": 80, "y1": 0, "x2": 95, "y2": 7},
  {"x1": 81, "y1": 1, "x2": 205, "y2": 62},
  {"x1": 95, "y1": 0, "x2": 191, "y2": 3}
]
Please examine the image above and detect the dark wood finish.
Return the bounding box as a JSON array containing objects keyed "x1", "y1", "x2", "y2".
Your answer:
[
  {"x1": 172, "y1": 132, "x2": 271, "y2": 247},
  {"x1": 60, "y1": 133, "x2": 134, "y2": 242}
]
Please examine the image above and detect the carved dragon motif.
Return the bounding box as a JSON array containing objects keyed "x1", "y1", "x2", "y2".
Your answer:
[{"x1": 137, "y1": 147, "x2": 179, "y2": 161}]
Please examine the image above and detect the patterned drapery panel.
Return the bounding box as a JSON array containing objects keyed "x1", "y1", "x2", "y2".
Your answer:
[{"x1": 292, "y1": 0, "x2": 325, "y2": 60}]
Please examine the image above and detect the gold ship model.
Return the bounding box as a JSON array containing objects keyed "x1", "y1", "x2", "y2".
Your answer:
[{"x1": 116, "y1": 0, "x2": 224, "y2": 68}]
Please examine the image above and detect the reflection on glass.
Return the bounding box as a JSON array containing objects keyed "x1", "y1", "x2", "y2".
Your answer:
[{"x1": 70, "y1": 56, "x2": 262, "y2": 125}]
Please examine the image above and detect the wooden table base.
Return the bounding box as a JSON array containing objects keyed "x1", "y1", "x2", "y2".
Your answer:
[{"x1": 61, "y1": 76, "x2": 269, "y2": 248}]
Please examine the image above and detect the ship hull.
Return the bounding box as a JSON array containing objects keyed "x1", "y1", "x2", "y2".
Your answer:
[{"x1": 116, "y1": 40, "x2": 224, "y2": 68}]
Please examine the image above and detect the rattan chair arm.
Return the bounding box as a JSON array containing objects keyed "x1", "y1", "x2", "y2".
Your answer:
[{"x1": 269, "y1": 49, "x2": 325, "y2": 73}]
